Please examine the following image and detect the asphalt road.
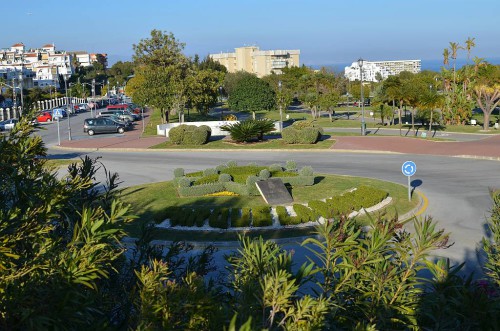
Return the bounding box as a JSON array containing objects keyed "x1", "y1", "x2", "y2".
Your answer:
[{"x1": 45, "y1": 147, "x2": 500, "y2": 273}]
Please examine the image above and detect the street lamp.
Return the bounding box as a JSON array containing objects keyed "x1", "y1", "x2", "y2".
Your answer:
[
  {"x1": 18, "y1": 72, "x2": 24, "y2": 117},
  {"x1": 219, "y1": 86, "x2": 224, "y2": 120},
  {"x1": 358, "y1": 58, "x2": 366, "y2": 136},
  {"x1": 278, "y1": 80, "x2": 283, "y2": 131},
  {"x1": 63, "y1": 73, "x2": 72, "y2": 140}
]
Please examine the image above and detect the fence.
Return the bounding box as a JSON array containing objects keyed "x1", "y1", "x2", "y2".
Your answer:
[{"x1": 0, "y1": 96, "x2": 88, "y2": 121}]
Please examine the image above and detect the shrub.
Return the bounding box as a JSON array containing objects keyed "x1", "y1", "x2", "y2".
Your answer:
[
  {"x1": 253, "y1": 118, "x2": 277, "y2": 140},
  {"x1": 246, "y1": 175, "x2": 261, "y2": 195},
  {"x1": 168, "y1": 125, "x2": 189, "y2": 144},
  {"x1": 203, "y1": 168, "x2": 217, "y2": 176},
  {"x1": 281, "y1": 127, "x2": 299, "y2": 144},
  {"x1": 268, "y1": 164, "x2": 283, "y2": 172},
  {"x1": 195, "y1": 208, "x2": 211, "y2": 227},
  {"x1": 292, "y1": 120, "x2": 315, "y2": 129},
  {"x1": 224, "y1": 182, "x2": 250, "y2": 196},
  {"x1": 299, "y1": 127, "x2": 321, "y2": 144},
  {"x1": 173, "y1": 168, "x2": 185, "y2": 178},
  {"x1": 259, "y1": 169, "x2": 271, "y2": 180},
  {"x1": 185, "y1": 212, "x2": 196, "y2": 227},
  {"x1": 177, "y1": 177, "x2": 192, "y2": 188},
  {"x1": 276, "y1": 206, "x2": 302, "y2": 226},
  {"x1": 193, "y1": 174, "x2": 219, "y2": 185},
  {"x1": 285, "y1": 160, "x2": 297, "y2": 172},
  {"x1": 226, "y1": 160, "x2": 238, "y2": 168},
  {"x1": 221, "y1": 120, "x2": 260, "y2": 143},
  {"x1": 209, "y1": 208, "x2": 229, "y2": 229},
  {"x1": 231, "y1": 208, "x2": 251, "y2": 227},
  {"x1": 308, "y1": 200, "x2": 333, "y2": 219},
  {"x1": 299, "y1": 166, "x2": 314, "y2": 176},
  {"x1": 280, "y1": 176, "x2": 315, "y2": 186},
  {"x1": 252, "y1": 206, "x2": 273, "y2": 227},
  {"x1": 218, "y1": 173, "x2": 232, "y2": 183},
  {"x1": 293, "y1": 204, "x2": 318, "y2": 223}
]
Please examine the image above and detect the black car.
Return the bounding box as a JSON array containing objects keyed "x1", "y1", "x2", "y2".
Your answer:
[{"x1": 83, "y1": 117, "x2": 127, "y2": 136}]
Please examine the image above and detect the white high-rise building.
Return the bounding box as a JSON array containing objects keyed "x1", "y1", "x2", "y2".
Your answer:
[{"x1": 344, "y1": 59, "x2": 421, "y2": 82}]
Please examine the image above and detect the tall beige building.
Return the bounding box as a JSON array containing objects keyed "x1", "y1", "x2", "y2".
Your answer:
[{"x1": 210, "y1": 46, "x2": 300, "y2": 77}]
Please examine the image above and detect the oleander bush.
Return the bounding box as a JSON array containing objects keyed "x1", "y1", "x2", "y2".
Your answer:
[
  {"x1": 232, "y1": 208, "x2": 251, "y2": 227},
  {"x1": 252, "y1": 206, "x2": 273, "y2": 227},
  {"x1": 193, "y1": 174, "x2": 219, "y2": 185},
  {"x1": 173, "y1": 168, "x2": 185, "y2": 178}
]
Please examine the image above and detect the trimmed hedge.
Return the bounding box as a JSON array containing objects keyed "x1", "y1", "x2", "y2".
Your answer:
[
  {"x1": 208, "y1": 208, "x2": 229, "y2": 229},
  {"x1": 195, "y1": 208, "x2": 211, "y2": 227},
  {"x1": 259, "y1": 169, "x2": 271, "y2": 180},
  {"x1": 246, "y1": 176, "x2": 261, "y2": 196},
  {"x1": 224, "y1": 182, "x2": 250, "y2": 196},
  {"x1": 268, "y1": 164, "x2": 283, "y2": 172},
  {"x1": 326, "y1": 186, "x2": 389, "y2": 217},
  {"x1": 280, "y1": 176, "x2": 315, "y2": 186},
  {"x1": 177, "y1": 177, "x2": 191, "y2": 188},
  {"x1": 282, "y1": 122, "x2": 322, "y2": 144},
  {"x1": 231, "y1": 208, "x2": 251, "y2": 227},
  {"x1": 194, "y1": 174, "x2": 219, "y2": 185},
  {"x1": 299, "y1": 166, "x2": 314, "y2": 176},
  {"x1": 285, "y1": 160, "x2": 297, "y2": 172},
  {"x1": 186, "y1": 171, "x2": 203, "y2": 177},
  {"x1": 203, "y1": 168, "x2": 217, "y2": 176},
  {"x1": 252, "y1": 206, "x2": 273, "y2": 227},
  {"x1": 293, "y1": 204, "x2": 318, "y2": 223},
  {"x1": 169, "y1": 124, "x2": 211, "y2": 145},
  {"x1": 271, "y1": 170, "x2": 298, "y2": 178},
  {"x1": 218, "y1": 173, "x2": 232, "y2": 183},
  {"x1": 173, "y1": 168, "x2": 185, "y2": 178},
  {"x1": 178, "y1": 183, "x2": 225, "y2": 197},
  {"x1": 276, "y1": 206, "x2": 302, "y2": 226},
  {"x1": 308, "y1": 200, "x2": 333, "y2": 219}
]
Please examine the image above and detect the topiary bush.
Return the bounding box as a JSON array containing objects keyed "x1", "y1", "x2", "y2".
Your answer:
[
  {"x1": 177, "y1": 177, "x2": 192, "y2": 188},
  {"x1": 216, "y1": 164, "x2": 228, "y2": 172},
  {"x1": 299, "y1": 166, "x2": 314, "y2": 176},
  {"x1": 281, "y1": 127, "x2": 299, "y2": 144},
  {"x1": 285, "y1": 160, "x2": 297, "y2": 172},
  {"x1": 168, "y1": 124, "x2": 211, "y2": 145},
  {"x1": 299, "y1": 127, "x2": 321, "y2": 144},
  {"x1": 282, "y1": 121, "x2": 322, "y2": 144},
  {"x1": 226, "y1": 160, "x2": 238, "y2": 168},
  {"x1": 259, "y1": 169, "x2": 271, "y2": 180},
  {"x1": 246, "y1": 175, "x2": 261, "y2": 195},
  {"x1": 173, "y1": 168, "x2": 185, "y2": 178},
  {"x1": 268, "y1": 164, "x2": 283, "y2": 172},
  {"x1": 218, "y1": 173, "x2": 232, "y2": 183},
  {"x1": 168, "y1": 125, "x2": 189, "y2": 144}
]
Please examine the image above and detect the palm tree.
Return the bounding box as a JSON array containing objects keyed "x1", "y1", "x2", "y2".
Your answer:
[
  {"x1": 464, "y1": 37, "x2": 476, "y2": 63},
  {"x1": 449, "y1": 42, "x2": 462, "y2": 87},
  {"x1": 443, "y1": 48, "x2": 450, "y2": 67}
]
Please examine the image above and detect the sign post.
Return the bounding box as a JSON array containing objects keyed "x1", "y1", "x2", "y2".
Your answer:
[
  {"x1": 401, "y1": 161, "x2": 417, "y2": 201},
  {"x1": 56, "y1": 117, "x2": 61, "y2": 146}
]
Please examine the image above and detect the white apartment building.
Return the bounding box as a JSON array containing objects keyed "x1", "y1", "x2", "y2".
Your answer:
[
  {"x1": 210, "y1": 46, "x2": 300, "y2": 78},
  {"x1": 344, "y1": 59, "x2": 421, "y2": 82}
]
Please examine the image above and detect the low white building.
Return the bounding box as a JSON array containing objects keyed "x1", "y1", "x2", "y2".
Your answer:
[{"x1": 345, "y1": 59, "x2": 421, "y2": 82}]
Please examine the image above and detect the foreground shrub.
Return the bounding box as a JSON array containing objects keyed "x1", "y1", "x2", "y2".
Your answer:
[{"x1": 231, "y1": 208, "x2": 251, "y2": 227}]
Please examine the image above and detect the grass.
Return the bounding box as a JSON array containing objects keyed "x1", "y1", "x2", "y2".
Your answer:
[
  {"x1": 120, "y1": 174, "x2": 419, "y2": 241},
  {"x1": 44, "y1": 159, "x2": 80, "y2": 169}
]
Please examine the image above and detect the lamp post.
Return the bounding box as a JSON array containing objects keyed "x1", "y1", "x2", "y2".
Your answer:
[
  {"x1": 92, "y1": 79, "x2": 96, "y2": 117},
  {"x1": 18, "y1": 72, "x2": 24, "y2": 117},
  {"x1": 358, "y1": 58, "x2": 366, "y2": 136},
  {"x1": 278, "y1": 80, "x2": 283, "y2": 131},
  {"x1": 219, "y1": 86, "x2": 223, "y2": 120},
  {"x1": 64, "y1": 74, "x2": 72, "y2": 140}
]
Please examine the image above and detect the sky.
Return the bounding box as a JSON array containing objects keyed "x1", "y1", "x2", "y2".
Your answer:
[{"x1": 4, "y1": 0, "x2": 500, "y2": 69}]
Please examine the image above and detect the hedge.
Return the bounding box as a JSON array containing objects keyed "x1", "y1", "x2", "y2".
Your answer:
[
  {"x1": 326, "y1": 186, "x2": 389, "y2": 217},
  {"x1": 177, "y1": 177, "x2": 191, "y2": 188},
  {"x1": 307, "y1": 200, "x2": 333, "y2": 219},
  {"x1": 203, "y1": 168, "x2": 217, "y2": 176},
  {"x1": 218, "y1": 173, "x2": 232, "y2": 183},
  {"x1": 271, "y1": 170, "x2": 298, "y2": 178},
  {"x1": 252, "y1": 206, "x2": 273, "y2": 227},
  {"x1": 208, "y1": 208, "x2": 229, "y2": 229},
  {"x1": 195, "y1": 208, "x2": 211, "y2": 227},
  {"x1": 282, "y1": 124, "x2": 322, "y2": 144},
  {"x1": 299, "y1": 166, "x2": 314, "y2": 176},
  {"x1": 178, "y1": 183, "x2": 225, "y2": 197},
  {"x1": 276, "y1": 206, "x2": 302, "y2": 226},
  {"x1": 224, "y1": 182, "x2": 250, "y2": 196},
  {"x1": 246, "y1": 176, "x2": 261, "y2": 196},
  {"x1": 280, "y1": 176, "x2": 315, "y2": 186},
  {"x1": 231, "y1": 208, "x2": 251, "y2": 227},
  {"x1": 169, "y1": 124, "x2": 211, "y2": 145},
  {"x1": 268, "y1": 164, "x2": 283, "y2": 172},
  {"x1": 193, "y1": 174, "x2": 220, "y2": 185},
  {"x1": 259, "y1": 169, "x2": 271, "y2": 180},
  {"x1": 293, "y1": 204, "x2": 318, "y2": 223},
  {"x1": 173, "y1": 168, "x2": 185, "y2": 178}
]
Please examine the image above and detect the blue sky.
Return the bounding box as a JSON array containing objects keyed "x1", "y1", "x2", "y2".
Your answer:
[{"x1": 4, "y1": 0, "x2": 500, "y2": 67}]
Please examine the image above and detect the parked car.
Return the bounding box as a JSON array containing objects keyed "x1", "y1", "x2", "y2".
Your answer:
[
  {"x1": 98, "y1": 110, "x2": 135, "y2": 122},
  {"x1": 78, "y1": 103, "x2": 90, "y2": 112},
  {"x1": 0, "y1": 118, "x2": 18, "y2": 131},
  {"x1": 99, "y1": 114, "x2": 133, "y2": 128},
  {"x1": 37, "y1": 111, "x2": 53, "y2": 122},
  {"x1": 83, "y1": 117, "x2": 127, "y2": 136}
]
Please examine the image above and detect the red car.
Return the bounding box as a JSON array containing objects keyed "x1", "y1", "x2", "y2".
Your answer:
[{"x1": 37, "y1": 111, "x2": 53, "y2": 122}]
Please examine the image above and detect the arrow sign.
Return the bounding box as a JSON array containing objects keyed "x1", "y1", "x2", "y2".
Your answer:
[{"x1": 402, "y1": 161, "x2": 416, "y2": 177}]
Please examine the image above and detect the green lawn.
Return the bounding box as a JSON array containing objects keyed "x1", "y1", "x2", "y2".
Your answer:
[{"x1": 120, "y1": 174, "x2": 419, "y2": 241}]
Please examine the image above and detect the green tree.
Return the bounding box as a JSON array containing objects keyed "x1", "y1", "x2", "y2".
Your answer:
[
  {"x1": 228, "y1": 75, "x2": 275, "y2": 119},
  {"x1": 474, "y1": 84, "x2": 500, "y2": 130},
  {"x1": 223, "y1": 71, "x2": 255, "y2": 97},
  {"x1": 132, "y1": 30, "x2": 190, "y2": 123},
  {"x1": 187, "y1": 68, "x2": 224, "y2": 116}
]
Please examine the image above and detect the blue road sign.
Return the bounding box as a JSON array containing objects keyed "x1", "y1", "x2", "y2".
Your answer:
[
  {"x1": 53, "y1": 108, "x2": 63, "y2": 119},
  {"x1": 402, "y1": 161, "x2": 417, "y2": 177}
]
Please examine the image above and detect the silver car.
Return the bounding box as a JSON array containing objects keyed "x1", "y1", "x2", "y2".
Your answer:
[{"x1": 0, "y1": 118, "x2": 18, "y2": 131}]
